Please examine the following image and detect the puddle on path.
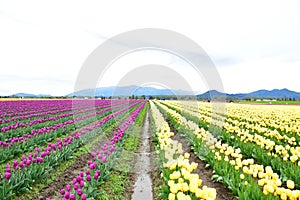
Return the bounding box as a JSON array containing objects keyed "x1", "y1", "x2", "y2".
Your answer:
[{"x1": 131, "y1": 111, "x2": 153, "y2": 200}]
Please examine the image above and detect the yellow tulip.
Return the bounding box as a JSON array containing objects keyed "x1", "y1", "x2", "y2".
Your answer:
[
  {"x1": 280, "y1": 192, "x2": 287, "y2": 200},
  {"x1": 240, "y1": 174, "x2": 245, "y2": 180},
  {"x1": 287, "y1": 180, "x2": 295, "y2": 189},
  {"x1": 168, "y1": 193, "x2": 175, "y2": 200}
]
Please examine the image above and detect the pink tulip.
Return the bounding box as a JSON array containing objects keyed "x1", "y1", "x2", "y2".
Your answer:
[
  {"x1": 19, "y1": 161, "x2": 25, "y2": 169},
  {"x1": 80, "y1": 180, "x2": 85, "y2": 187},
  {"x1": 4, "y1": 172, "x2": 11, "y2": 180},
  {"x1": 86, "y1": 175, "x2": 91, "y2": 182},
  {"x1": 60, "y1": 189, "x2": 65, "y2": 195},
  {"x1": 79, "y1": 171, "x2": 84, "y2": 177},
  {"x1": 69, "y1": 194, "x2": 75, "y2": 200},
  {"x1": 76, "y1": 176, "x2": 82, "y2": 182},
  {"x1": 66, "y1": 184, "x2": 71, "y2": 191},
  {"x1": 26, "y1": 160, "x2": 31, "y2": 166},
  {"x1": 76, "y1": 189, "x2": 82, "y2": 196},
  {"x1": 81, "y1": 194, "x2": 87, "y2": 200},
  {"x1": 64, "y1": 191, "x2": 70, "y2": 198},
  {"x1": 74, "y1": 183, "x2": 79, "y2": 190}
]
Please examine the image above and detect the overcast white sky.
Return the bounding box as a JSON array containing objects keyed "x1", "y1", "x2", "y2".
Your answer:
[{"x1": 0, "y1": 0, "x2": 300, "y2": 96}]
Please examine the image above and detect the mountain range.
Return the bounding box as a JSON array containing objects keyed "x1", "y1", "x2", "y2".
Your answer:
[
  {"x1": 9, "y1": 87, "x2": 300, "y2": 100},
  {"x1": 67, "y1": 85, "x2": 194, "y2": 97},
  {"x1": 197, "y1": 88, "x2": 300, "y2": 100},
  {"x1": 11, "y1": 93, "x2": 51, "y2": 98}
]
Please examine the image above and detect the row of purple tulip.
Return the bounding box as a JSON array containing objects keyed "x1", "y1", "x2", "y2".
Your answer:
[
  {"x1": 55, "y1": 102, "x2": 146, "y2": 200},
  {"x1": 0, "y1": 100, "x2": 123, "y2": 132},
  {"x1": 0, "y1": 101, "x2": 127, "y2": 148},
  {"x1": 0, "y1": 100, "x2": 125, "y2": 125}
]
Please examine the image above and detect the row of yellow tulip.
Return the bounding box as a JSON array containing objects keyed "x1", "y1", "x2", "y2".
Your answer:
[
  {"x1": 164, "y1": 101, "x2": 300, "y2": 164},
  {"x1": 169, "y1": 101, "x2": 300, "y2": 138},
  {"x1": 150, "y1": 101, "x2": 217, "y2": 200},
  {"x1": 192, "y1": 102, "x2": 298, "y2": 134},
  {"x1": 154, "y1": 101, "x2": 300, "y2": 200}
]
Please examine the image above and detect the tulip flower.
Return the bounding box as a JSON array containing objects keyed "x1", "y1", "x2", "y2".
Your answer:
[
  {"x1": 79, "y1": 171, "x2": 84, "y2": 177},
  {"x1": 80, "y1": 180, "x2": 85, "y2": 187},
  {"x1": 64, "y1": 192, "x2": 70, "y2": 199},
  {"x1": 69, "y1": 194, "x2": 75, "y2": 200},
  {"x1": 81, "y1": 194, "x2": 87, "y2": 200},
  {"x1": 74, "y1": 183, "x2": 79, "y2": 190},
  {"x1": 60, "y1": 189, "x2": 65, "y2": 195},
  {"x1": 76, "y1": 189, "x2": 82, "y2": 196},
  {"x1": 66, "y1": 184, "x2": 71, "y2": 191},
  {"x1": 4, "y1": 172, "x2": 11, "y2": 180}
]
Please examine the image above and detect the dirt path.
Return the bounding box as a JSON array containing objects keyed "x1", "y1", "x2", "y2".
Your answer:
[
  {"x1": 131, "y1": 111, "x2": 153, "y2": 200},
  {"x1": 172, "y1": 132, "x2": 237, "y2": 200},
  {"x1": 36, "y1": 153, "x2": 90, "y2": 200}
]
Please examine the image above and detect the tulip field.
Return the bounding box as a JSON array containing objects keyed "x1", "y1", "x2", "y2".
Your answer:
[
  {"x1": 152, "y1": 100, "x2": 300, "y2": 200},
  {"x1": 0, "y1": 99, "x2": 300, "y2": 199}
]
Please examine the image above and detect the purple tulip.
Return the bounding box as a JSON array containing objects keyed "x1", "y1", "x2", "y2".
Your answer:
[
  {"x1": 76, "y1": 189, "x2": 82, "y2": 196},
  {"x1": 90, "y1": 152, "x2": 96, "y2": 158},
  {"x1": 69, "y1": 194, "x2": 75, "y2": 200},
  {"x1": 86, "y1": 175, "x2": 91, "y2": 182},
  {"x1": 79, "y1": 171, "x2": 84, "y2": 177},
  {"x1": 87, "y1": 161, "x2": 92, "y2": 165},
  {"x1": 96, "y1": 170, "x2": 101, "y2": 176},
  {"x1": 66, "y1": 184, "x2": 71, "y2": 191},
  {"x1": 19, "y1": 161, "x2": 25, "y2": 169},
  {"x1": 94, "y1": 173, "x2": 99, "y2": 180},
  {"x1": 102, "y1": 156, "x2": 107, "y2": 163},
  {"x1": 41, "y1": 151, "x2": 47, "y2": 157},
  {"x1": 60, "y1": 189, "x2": 65, "y2": 195},
  {"x1": 37, "y1": 157, "x2": 43, "y2": 163},
  {"x1": 76, "y1": 175, "x2": 82, "y2": 182},
  {"x1": 74, "y1": 183, "x2": 79, "y2": 190},
  {"x1": 26, "y1": 160, "x2": 31, "y2": 166},
  {"x1": 81, "y1": 194, "x2": 87, "y2": 200},
  {"x1": 80, "y1": 180, "x2": 85, "y2": 187},
  {"x1": 64, "y1": 191, "x2": 70, "y2": 199},
  {"x1": 4, "y1": 172, "x2": 11, "y2": 180}
]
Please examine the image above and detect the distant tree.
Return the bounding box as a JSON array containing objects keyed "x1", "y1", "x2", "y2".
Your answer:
[{"x1": 285, "y1": 96, "x2": 289, "y2": 101}]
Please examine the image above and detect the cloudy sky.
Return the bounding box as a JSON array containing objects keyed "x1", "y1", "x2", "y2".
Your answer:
[{"x1": 1, "y1": 0, "x2": 300, "y2": 96}]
